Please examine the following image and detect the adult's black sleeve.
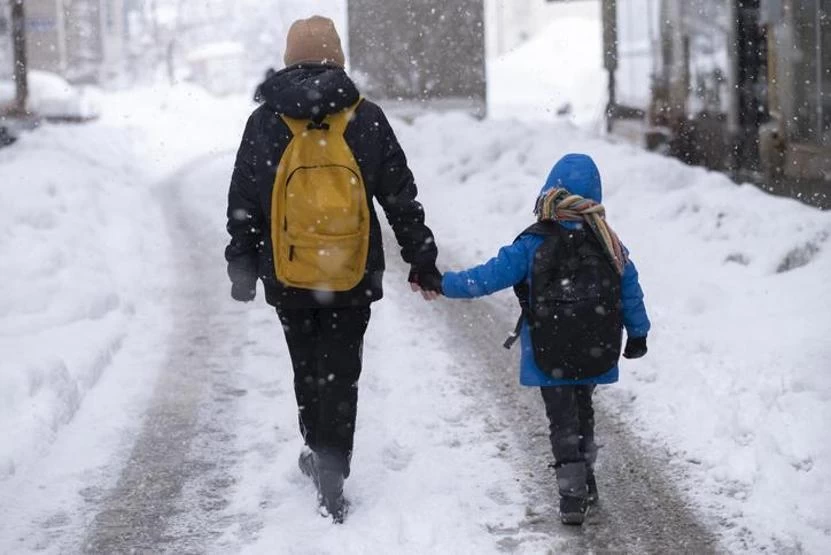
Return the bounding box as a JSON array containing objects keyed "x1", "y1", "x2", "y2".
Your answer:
[
  {"x1": 225, "y1": 114, "x2": 263, "y2": 289},
  {"x1": 372, "y1": 109, "x2": 438, "y2": 268}
]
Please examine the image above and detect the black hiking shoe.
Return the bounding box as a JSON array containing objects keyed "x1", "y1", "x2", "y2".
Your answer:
[
  {"x1": 317, "y1": 467, "x2": 348, "y2": 524},
  {"x1": 560, "y1": 495, "x2": 588, "y2": 525},
  {"x1": 587, "y1": 468, "x2": 599, "y2": 505},
  {"x1": 299, "y1": 449, "x2": 349, "y2": 523}
]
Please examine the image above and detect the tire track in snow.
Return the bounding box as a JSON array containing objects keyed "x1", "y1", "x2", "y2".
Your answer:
[
  {"x1": 384, "y1": 235, "x2": 720, "y2": 553},
  {"x1": 82, "y1": 153, "x2": 247, "y2": 553}
]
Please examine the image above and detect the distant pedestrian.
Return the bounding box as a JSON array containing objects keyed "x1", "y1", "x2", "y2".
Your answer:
[
  {"x1": 224, "y1": 15, "x2": 442, "y2": 523},
  {"x1": 439, "y1": 153, "x2": 651, "y2": 525}
]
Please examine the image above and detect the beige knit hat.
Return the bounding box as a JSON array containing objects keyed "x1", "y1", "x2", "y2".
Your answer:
[{"x1": 284, "y1": 16, "x2": 345, "y2": 67}]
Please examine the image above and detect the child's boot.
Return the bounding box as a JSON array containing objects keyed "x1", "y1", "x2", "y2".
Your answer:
[
  {"x1": 556, "y1": 461, "x2": 589, "y2": 525},
  {"x1": 560, "y1": 495, "x2": 589, "y2": 525}
]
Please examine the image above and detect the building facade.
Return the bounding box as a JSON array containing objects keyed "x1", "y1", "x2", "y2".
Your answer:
[
  {"x1": 16, "y1": 0, "x2": 125, "y2": 83},
  {"x1": 347, "y1": 0, "x2": 487, "y2": 115},
  {"x1": 607, "y1": 0, "x2": 831, "y2": 208},
  {"x1": 0, "y1": 3, "x2": 11, "y2": 80},
  {"x1": 486, "y1": 0, "x2": 560, "y2": 57}
]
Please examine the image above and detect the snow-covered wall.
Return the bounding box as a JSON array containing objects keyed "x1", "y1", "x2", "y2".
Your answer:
[
  {"x1": 485, "y1": 0, "x2": 563, "y2": 58},
  {"x1": 488, "y1": 0, "x2": 605, "y2": 126}
]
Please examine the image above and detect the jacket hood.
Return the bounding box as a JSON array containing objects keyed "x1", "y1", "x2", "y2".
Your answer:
[
  {"x1": 539, "y1": 153, "x2": 603, "y2": 203},
  {"x1": 256, "y1": 63, "x2": 360, "y2": 119}
]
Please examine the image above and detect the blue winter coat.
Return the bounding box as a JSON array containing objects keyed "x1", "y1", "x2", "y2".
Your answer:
[{"x1": 441, "y1": 154, "x2": 651, "y2": 387}]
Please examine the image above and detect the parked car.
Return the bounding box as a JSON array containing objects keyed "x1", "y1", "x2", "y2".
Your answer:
[{"x1": 0, "y1": 70, "x2": 100, "y2": 122}]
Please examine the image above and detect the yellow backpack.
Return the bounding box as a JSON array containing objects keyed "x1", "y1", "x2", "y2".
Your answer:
[{"x1": 271, "y1": 100, "x2": 370, "y2": 292}]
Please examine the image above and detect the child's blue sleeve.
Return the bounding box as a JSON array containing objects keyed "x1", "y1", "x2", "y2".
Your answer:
[
  {"x1": 442, "y1": 236, "x2": 537, "y2": 299},
  {"x1": 621, "y1": 254, "x2": 651, "y2": 338}
]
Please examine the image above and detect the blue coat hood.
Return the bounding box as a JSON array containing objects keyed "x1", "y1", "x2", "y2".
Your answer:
[{"x1": 541, "y1": 153, "x2": 602, "y2": 203}]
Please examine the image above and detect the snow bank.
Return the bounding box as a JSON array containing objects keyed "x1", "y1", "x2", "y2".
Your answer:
[
  {"x1": 0, "y1": 121, "x2": 163, "y2": 479},
  {"x1": 395, "y1": 112, "x2": 831, "y2": 553},
  {"x1": 100, "y1": 84, "x2": 252, "y2": 181},
  {"x1": 0, "y1": 84, "x2": 251, "y2": 484},
  {"x1": 488, "y1": 0, "x2": 606, "y2": 128}
]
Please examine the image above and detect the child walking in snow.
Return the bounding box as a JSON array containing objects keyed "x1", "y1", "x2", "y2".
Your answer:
[{"x1": 440, "y1": 153, "x2": 651, "y2": 525}]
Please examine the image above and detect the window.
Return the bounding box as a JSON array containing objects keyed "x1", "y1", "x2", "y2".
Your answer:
[{"x1": 793, "y1": 0, "x2": 831, "y2": 145}]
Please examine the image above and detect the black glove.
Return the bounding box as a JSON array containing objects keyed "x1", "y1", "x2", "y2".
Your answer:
[
  {"x1": 623, "y1": 336, "x2": 647, "y2": 359},
  {"x1": 408, "y1": 263, "x2": 443, "y2": 294},
  {"x1": 231, "y1": 281, "x2": 256, "y2": 302}
]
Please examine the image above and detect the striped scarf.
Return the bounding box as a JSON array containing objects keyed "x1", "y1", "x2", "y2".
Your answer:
[{"x1": 534, "y1": 188, "x2": 627, "y2": 274}]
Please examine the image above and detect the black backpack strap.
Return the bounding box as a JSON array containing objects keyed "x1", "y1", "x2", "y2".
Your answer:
[
  {"x1": 503, "y1": 313, "x2": 525, "y2": 349},
  {"x1": 504, "y1": 277, "x2": 530, "y2": 349},
  {"x1": 504, "y1": 222, "x2": 561, "y2": 349}
]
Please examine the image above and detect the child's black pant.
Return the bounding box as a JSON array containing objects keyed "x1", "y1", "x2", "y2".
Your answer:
[
  {"x1": 277, "y1": 306, "x2": 371, "y2": 478},
  {"x1": 540, "y1": 385, "x2": 597, "y2": 498}
]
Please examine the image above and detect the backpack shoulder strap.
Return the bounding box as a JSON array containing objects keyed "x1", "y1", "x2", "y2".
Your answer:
[
  {"x1": 510, "y1": 221, "x2": 563, "y2": 305},
  {"x1": 523, "y1": 221, "x2": 560, "y2": 237},
  {"x1": 279, "y1": 112, "x2": 311, "y2": 137},
  {"x1": 278, "y1": 98, "x2": 364, "y2": 137},
  {"x1": 505, "y1": 222, "x2": 562, "y2": 349},
  {"x1": 325, "y1": 98, "x2": 363, "y2": 136}
]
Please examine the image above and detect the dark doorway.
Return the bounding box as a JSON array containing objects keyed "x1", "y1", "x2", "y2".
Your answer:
[{"x1": 734, "y1": 0, "x2": 768, "y2": 172}]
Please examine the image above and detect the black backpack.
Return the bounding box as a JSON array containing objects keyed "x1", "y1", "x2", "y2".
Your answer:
[{"x1": 506, "y1": 222, "x2": 623, "y2": 380}]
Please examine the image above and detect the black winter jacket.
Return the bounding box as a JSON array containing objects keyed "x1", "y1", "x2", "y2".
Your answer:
[{"x1": 225, "y1": 64, "x2": 438, "y2": 308}]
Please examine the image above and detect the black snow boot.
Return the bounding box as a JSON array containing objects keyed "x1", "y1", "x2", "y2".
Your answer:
[
  {"x1": 555, "y1": 461, "x2": 589, "y2": 525},
  {"x1": 587, "y1": 468, "x2": 599, "y2": 505},
  {"x1": 560, "y1": 495, "x2": 589, "y2": 525},
  {"x1": 302, "y1": 450, "x2": 349, "y2": 523},
  {"x1": 317, "y1": 467, "x2": 348, "y2": 523}
]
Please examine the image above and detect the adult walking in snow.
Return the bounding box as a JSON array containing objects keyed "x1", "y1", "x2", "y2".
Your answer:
[
  {"x1": 224, "y1": 16, "x2": 442, "y2": 522},
  {"x1": 440, "y1": 154, "x2": 651, "y2": 525}
]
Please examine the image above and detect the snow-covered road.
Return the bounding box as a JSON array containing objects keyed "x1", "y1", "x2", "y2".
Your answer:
[
  {"x1": 82, "y1": 153, "x2": 249, "y2": 553},
  {"x1": 5, "y1": 148, "x2": 715, "y2": 553},
  {"x1": 1, "y1": 86, "x2": 829, "y2": 553}
]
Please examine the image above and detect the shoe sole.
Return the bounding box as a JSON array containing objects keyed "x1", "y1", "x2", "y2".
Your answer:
[
  {"x1": 561, "y1": 513, "x2": 585, "y2": 526},
  {"x1": 560, "y1": 504, "x2": 591, "y2": 526}
]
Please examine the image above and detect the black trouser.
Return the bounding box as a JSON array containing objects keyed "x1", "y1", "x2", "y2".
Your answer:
[
  {"x1": 540, "y1": 385, "x2": 597, "y2": 498},
  {"x1": 277, "y1": 306, "x2": 371, "y2": 478}
]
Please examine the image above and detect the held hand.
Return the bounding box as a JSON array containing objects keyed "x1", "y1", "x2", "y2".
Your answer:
[
  {"x1": 622, "y1": 336, "x2": 648, "y2": 359},
  {"x1": 408, "y1": 264, "x2": 443, "y2": 297},
  {"x1": 231, "y1": 281, "x2": 256, "y2": 302},
  {"x1": 410, "y1": 282, "x2": 441, "y2": 301}
]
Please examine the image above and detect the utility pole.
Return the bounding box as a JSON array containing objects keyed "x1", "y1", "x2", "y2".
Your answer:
[
  {"x1": 10, "y1": 0, "x2": 28, "y2": 115},
  {"x1": 602, "y1": 0, "x2": 618, "y2": 133}
]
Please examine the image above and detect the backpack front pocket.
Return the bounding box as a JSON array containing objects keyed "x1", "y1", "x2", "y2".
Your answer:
[{"x1": 282, "y1": 230, "x2": 365, "y2": 290}]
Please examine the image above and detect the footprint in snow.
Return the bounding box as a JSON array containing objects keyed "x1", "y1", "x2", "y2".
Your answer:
[{"x1": 382, "y1": 440, "x2": 415, "y2": 471}]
